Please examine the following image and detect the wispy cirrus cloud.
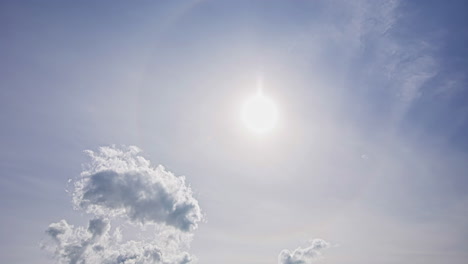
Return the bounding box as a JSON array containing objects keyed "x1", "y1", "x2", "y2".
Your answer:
[
  {"x1": 348, "y1": 0, "x2": 439, "y2": 123},
  {"x1": 291, "y1": 0, "x2": 440, "y2": 126}
]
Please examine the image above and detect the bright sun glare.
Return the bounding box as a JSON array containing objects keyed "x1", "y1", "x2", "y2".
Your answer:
[{"x1": 241, "y1": 88, "x2": 278, "y2": 134}]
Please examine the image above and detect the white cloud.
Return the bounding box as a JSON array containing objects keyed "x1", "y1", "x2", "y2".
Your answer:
[
  {"x1": 43, "y1": 146, "x2": 201, "y2": 264},
  {"x1": 44, "y1": 218, "x2": 194, "y2": 264},
  {"x1": 73, "y1": 145, "x2": 203, "y2": 231},
  {"x1": 278, "y1": 239, "x2": 331, "y2": 264}
]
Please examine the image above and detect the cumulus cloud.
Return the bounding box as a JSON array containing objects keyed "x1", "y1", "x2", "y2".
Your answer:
[
  {"x1": 44, "y1": 217, "x2": 194, "y2": 264},
  {"x1": 43, "y1": 146, "x2": 201, "y2": 264},
  {"x1": 278, "y1": 239, "x2": 331, "y2": 264},
  {"x1": 73, "y1": 145, "x2": 202, "y2": 231}
]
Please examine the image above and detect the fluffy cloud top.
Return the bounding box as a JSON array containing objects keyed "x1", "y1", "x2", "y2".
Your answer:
[
  {"x1": 278, "y1": 239, "x2": 331, "y2": 264},
  {"x1": 73, "y1": 146, "x2": 202, "y2": 231},
  {"x1": 44, "y1": 146, "x2": 201, "y2": 264}
]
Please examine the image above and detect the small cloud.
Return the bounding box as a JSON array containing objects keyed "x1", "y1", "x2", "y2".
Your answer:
[{"x1": 278, "y1": 239, "x2": 331, "y2": 264}]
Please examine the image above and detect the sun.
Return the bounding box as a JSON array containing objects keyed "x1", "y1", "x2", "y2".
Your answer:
[{"x1": 241, "y1": 89, "x2": 278, "y2": 134}]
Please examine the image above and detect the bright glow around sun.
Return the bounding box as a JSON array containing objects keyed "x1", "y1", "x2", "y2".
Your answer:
[{"x1": 241, "y1": 89, "x2": 278, "y2": 134}]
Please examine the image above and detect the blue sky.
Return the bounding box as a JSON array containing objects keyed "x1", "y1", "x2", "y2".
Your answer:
[{"x1": 1, "y1": 1, "x2": 468, "y2": 263}]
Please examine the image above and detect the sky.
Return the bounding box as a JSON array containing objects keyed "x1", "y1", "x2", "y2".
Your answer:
[{"x1": 1, "y1": 0, "x2": 468, "y2": 263}]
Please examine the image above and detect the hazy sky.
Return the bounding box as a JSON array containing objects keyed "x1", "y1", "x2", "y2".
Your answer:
[{"x1": 1, "y1": 1, "x2": 468, "y2": 263}]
